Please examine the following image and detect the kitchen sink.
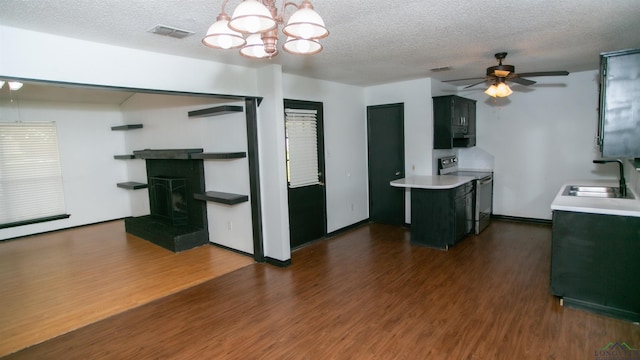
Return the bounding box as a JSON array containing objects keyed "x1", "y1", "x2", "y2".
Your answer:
[{"x1": 563, "y1": 185, "x2": 635, "y2": 199}]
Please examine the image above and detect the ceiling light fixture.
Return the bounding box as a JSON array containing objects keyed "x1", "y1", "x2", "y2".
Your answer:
[
  {"x1": 484, "y1": 79, "x2": 512, "y2": 98},
  {"x1": 8, "y1": 81, "x2": 24, "y2": 91},
  {"x1": 202, "y1": 0, "x2": 328, "y2": 59},
  {"x1": 1, "y1": 81, "x2": 23, "y2": 91}
]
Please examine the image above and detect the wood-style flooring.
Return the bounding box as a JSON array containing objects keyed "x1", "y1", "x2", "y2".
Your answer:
[
  {"x1": 2, "y1": 220, "x2": 639, "y2": 359},
  {"x1": 0, "y1": 221, "x2": 254, "y2": 357}
]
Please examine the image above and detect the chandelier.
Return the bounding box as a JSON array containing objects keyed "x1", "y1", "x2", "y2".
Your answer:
[{"x1": 202, "y1": 0, "x2": 328, "y2": 59}]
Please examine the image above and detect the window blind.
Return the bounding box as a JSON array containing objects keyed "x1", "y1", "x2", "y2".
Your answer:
[
  {"x1": 285, "y1": 108, "x2": 320, "y2": 188},
  {"x1": 0, "y1": 122, "x2": 67, "y2": 226}
]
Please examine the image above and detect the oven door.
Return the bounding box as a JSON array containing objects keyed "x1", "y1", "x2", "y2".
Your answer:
[{"x1": 477, "y1": 175, "x2": 493, "y2": 234}]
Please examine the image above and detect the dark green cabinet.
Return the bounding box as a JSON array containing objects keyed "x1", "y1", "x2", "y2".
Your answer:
[
  {"x1": 598, "y1": 48, "x2": 640, "y2": 157},
  {"x1": 433, "y1": 95, "x2": 476, "y2": 149},
  {"x1": 410, "y1": 181, "x2": 474, "y2": 250},
  {"x1": 551, "y1": 210, "x2": 640, "y2": 322}
]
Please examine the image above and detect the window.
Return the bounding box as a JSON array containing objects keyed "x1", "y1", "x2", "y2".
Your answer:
[
  {"x1": 285, "y1": 108, "x2": 320, "y2": 188},
  {"x1": 0, "y1": 122, "x2": 68, "y2": 228}
]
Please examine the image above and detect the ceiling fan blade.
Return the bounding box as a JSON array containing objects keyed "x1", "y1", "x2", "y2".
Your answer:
[
  {"x1": 442, "y1": 77, "x2": 486, "y2": 83},
  {"x1": 509, "y1": 77, "x2": 536, "y2": 86},
  {"x1": 464, "y1": 79, "x2": 490, "y2": 89},
  {"x1": 516, "y1": 71, "x2": 569, "y2": 77}
]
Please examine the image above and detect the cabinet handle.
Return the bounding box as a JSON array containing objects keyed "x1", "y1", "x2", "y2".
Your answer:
[{"x1": 395, "y1": 171, "x2": 401, "y2": 176}]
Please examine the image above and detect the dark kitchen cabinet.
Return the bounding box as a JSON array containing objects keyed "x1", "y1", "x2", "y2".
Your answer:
[
  {"x1": 433, "y1": 95, "x2": 476, "y2": 149},
  {"x1": 598, "y1": 48, "x2": 640, "y2": 157},
  {"x1": 410, "y1": 181, "x2": 474, "y2": 250},
  {"x1": 551, "y1": 210, "x2": 640, "y2": 322}
]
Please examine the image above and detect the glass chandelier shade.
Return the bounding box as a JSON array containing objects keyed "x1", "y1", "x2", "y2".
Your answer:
[
  {"x1": 202, "y1": 13, "x2": 246, "y2": 49},
  {"x1": 283, "y1": 37, "x2": 322, "y2": 55},
  {"x1": 240, "y1": 34, "x2": 276, "y2": 59},
  {"x1": 282, "y1": 2, "x2": 328, "y2": 39},
  {"x1": 8, "y1": 81, "x2": 24, "y2": 91},
  {"x1": 228, "y1": 0, "x2": 277, "y2": 34},
  {"x1": 203, "y1": 0, "x2": 328, "y2": 59}
]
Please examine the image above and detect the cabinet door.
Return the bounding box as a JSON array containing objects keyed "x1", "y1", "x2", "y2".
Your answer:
[
  {"x1": 451, "y1": 98, "x2": 468, "y2": 136},
  {"x1": 599, "y1": 49, "x2": 640, "y2": 157}
]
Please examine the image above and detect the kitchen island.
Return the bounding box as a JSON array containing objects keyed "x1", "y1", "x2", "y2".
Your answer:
[
  {"x1": 391, "y1": 175, "x2": 475, "y2": 250},
  {"x1": 550, "y1": 180, "x2": 640, "y2": 322}
]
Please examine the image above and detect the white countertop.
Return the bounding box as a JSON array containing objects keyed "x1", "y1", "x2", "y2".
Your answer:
[
  {"x1": 551, "y1": 180, "x2": 640, "y2": 217},
  {"x1": 390, "y1": 175, "x2": 475, "y2": 190}
]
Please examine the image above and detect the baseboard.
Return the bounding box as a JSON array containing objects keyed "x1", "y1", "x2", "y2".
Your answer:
[
  {"x1": 264, "y1": 257, "x2": 292, "y2": 268},
  {"x1": 491, "y1": 214, "x2": 552, "y2": 226},
  {"x1": 208, "y1": 242, "x2": 254, "y2": 258},
  {"x1": 326, "y1": 218, "x2": 371, "y2": 238},
  {"x1": 562, "y1": 297, "x2": 640, "y2": 323},
  {"x1": 1, "y1": 217, "x2": 125, "y2": 242}
]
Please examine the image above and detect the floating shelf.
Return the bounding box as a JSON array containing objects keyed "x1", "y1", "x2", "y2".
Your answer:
[
  {"x1": 188, "y1": 105, "x2": 243, "y2": 118},
  {"x1": 190, "y1": 152, "x2": 246, "y2": 160},
  {"x1": 111, "y1": 124, "x2": 143, "y2": 131},
  {"x1": 194, "y1": 191, "x2": 248, "y2": 205},
  {"x1": 133, "y1": 148, "x2": 203, "y2": 160},
  {"x1": 114, "y1": 154, "x2": 136, "y2": 160},
  {"x1": 117, "y1": 182, "x2": 148, "y2": 190}
]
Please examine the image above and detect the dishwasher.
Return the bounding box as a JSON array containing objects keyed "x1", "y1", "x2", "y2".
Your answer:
[{"x1": 438, "y1": 155, "x2": 493, "y2": 234}]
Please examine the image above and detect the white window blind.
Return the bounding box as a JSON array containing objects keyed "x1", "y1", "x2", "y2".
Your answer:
[
  {"x1": 285, "y1": 108, "x2": 320, "y2": 188},
  {"x1": 0, "y1": 122, "x2": 67, "y2": 226}
]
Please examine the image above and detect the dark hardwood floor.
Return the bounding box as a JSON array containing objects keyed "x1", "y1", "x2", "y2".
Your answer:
[{"x1": 3, "y1": 220, "x2": 639, "y2": 359}]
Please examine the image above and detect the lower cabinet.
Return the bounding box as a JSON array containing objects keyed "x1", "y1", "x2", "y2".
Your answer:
[
  {"x1": 551, "y1": 210, "x2": 640, "y2": 322},
  {"x1": 410, "y1": 181, "x2": 474, "y2": 250}
]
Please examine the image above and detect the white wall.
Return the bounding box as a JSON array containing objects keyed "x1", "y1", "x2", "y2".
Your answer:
[
  {"x1": 0, "y1": 99, "x2": 128, "y2": 240},
  {"x1": 0, "y1": 25, "x2": 258, "y2": 97},
  {"x1": 283, "y1": 74, "x2": 368, "y2": 232},
  {"x1": 120, "y1": 93, "x2": 254, "y2": 254},
  {"x1": 256, "y1": 65, "x2": 290, "y2": 261},
  {"x1": 462, "y1": 70, "x2": 610, "y2": 220}
]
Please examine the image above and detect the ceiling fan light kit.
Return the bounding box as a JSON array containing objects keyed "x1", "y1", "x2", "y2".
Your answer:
[
  {"x1": 484, "y1": 81, "x2": 513, "y2": 98},
  {"x1": 202, "y1": 0, "x2": 328, "y2": 59}
]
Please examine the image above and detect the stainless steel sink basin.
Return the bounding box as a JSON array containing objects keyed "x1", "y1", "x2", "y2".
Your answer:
[{"x1": 563, "y1": 185, "x2": 635, "y2": 199}]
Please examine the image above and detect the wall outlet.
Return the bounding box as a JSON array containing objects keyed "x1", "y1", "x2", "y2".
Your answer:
[{"x1": 227, "y1": 221, "x2": 232, "y2": 231}]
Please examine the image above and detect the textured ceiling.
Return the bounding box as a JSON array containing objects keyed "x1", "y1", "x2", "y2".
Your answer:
[{"x1": 1, "y1": 0, "x2": 640, "y2": 88}]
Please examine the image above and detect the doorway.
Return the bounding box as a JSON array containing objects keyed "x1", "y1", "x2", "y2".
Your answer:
[
  {"x1": 284, "y1": 99, "x2": 327, "y2": 248},
  {"x1": 367, "y1": 103, "x2": 405, "y2": 225}
]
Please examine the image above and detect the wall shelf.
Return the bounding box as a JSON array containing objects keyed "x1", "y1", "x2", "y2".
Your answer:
[
  {"x1": 190, "y1": 152, "x2": 246, "y2": 160},
  {"x1": 114, "y1": 154, "x2": 136, "y2": 159},
  {"x1": 133, "y1": 148, "x2": 203, "y2": 160},
  {"x1": 111, "y1": 124, "x2": 143, "y2": 131},
  {"x1": 188, "y1": 105, "x2": 243, "y2": 118},
  {"x1": 194, "y1": 191, "x2": 248, "y2": 205},
  {"x1": 117, "y1": 182, "x2": 148, "y2": 190}
]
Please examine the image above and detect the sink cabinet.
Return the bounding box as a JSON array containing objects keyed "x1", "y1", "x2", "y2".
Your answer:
[
  {"x1": 410, "y1": 181, "x2": 475, "y2": 249},
  {"x1": 433, "y1": 95, "x2": 476, "y2": 149},
  {"x1": 551, "y1": 210, "x2": 640, "y2": 322}
]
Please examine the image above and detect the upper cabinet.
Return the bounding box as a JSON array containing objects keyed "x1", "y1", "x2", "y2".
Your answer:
[
  {"x1": 598, "y1": 48, "x2": 640, "y2": 157},
  {"x1": 433, "y1": 95, "x2": 476, "y2": 149}
]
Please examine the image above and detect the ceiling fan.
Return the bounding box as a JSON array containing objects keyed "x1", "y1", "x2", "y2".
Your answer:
[{"x1": 445, "y1": 52, "x2": 569, "y2": 97}]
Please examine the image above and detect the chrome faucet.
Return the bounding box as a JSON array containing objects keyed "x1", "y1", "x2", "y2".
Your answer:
[{"x1": 593, "y1": 159, "x2": 627, "y2": 197}]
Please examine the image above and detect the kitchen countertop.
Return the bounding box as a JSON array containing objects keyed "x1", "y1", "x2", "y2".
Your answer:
[
  {"x1": 390, "y1": 175, "x2": 475, "y2": 190},
  {"x1": 551, "y1": 180, "x2": 640, "y2": 217}
]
